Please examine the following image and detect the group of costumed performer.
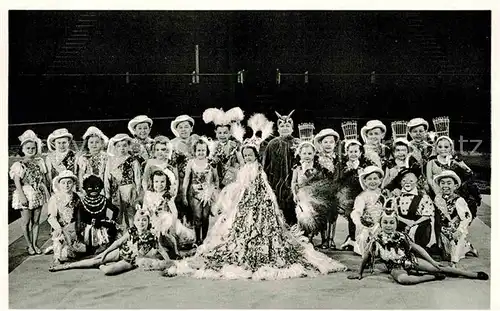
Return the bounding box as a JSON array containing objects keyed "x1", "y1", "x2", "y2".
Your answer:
[{"x1": 162, "y1": 113, "x2": 347, "y2": 280}]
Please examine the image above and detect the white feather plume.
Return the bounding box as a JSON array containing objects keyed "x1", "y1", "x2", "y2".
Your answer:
[
  {"x1": 203, "y1": 108, "x2": 225, "y2": 125},
  {"x1": 225, "y1": 107, "x2": 244, "y2": 123},
  {"x1": 230, "y1": 122, "x2": 246, "y2": 143},
  {"x1": 248, "y1": 113, "x2": 274, "y2": 141}
]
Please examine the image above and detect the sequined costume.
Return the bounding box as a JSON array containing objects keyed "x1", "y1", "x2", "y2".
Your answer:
[
  {"x1": 46, "y1": 150, "x2": 77, "y2": 184},
  {"x1": 350, "y1": 189, "x2": 385, "y2": 255},
  {"x1": 48, "y1": 192, "x2": 85, "y2": 262},
  {"x1": 119, "y1": 227, "x2": 158, "y2": 266},
  {"x1": 104, "y1": 155, "x2": 141, "y2": 227},
  {"x1": 10, "y1": 159, "x2": 50, "y2": 210},
  {"x1": 211, "y1": 140, "x2": 241, "y2": 187},
  {"x1": 369, "y1": 231, "x2": 417, "y2": 272},
  {"x1": 434, "y1": 193, "x2": 474, "y2": 263},
  {"x1": 76, "y1": 151, "x2": 108, "y2": 190}
]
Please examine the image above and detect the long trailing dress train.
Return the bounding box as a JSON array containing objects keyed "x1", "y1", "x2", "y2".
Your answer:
[{"x1": 163, "y1": 162, "x2": 347, "y2": 280}]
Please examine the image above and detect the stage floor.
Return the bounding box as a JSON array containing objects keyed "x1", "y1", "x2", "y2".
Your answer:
[{"x1": 8, "y1": 214, "x2": 491, "y2": 309}]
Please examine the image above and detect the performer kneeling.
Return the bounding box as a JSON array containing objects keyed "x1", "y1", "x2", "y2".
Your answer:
[{"x1": 347, "y1": 208, "x2": 488, "y2": 284}]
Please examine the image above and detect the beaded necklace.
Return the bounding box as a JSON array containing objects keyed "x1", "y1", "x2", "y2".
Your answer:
[{"x1": 81, "y1": 195, "x2": 106, "y2": 215}]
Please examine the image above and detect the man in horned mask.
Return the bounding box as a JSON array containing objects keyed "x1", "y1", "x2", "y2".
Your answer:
[{"x1": 263, "y1": 110, "x2": 300, "y2": 226}]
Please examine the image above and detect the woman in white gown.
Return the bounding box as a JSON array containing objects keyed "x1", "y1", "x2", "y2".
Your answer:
[{"x1": 162, "y1": 114, "x2": 347, "y2": 280}]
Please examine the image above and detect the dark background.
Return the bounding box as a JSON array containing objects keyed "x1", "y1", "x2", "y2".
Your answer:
[{"x1": 8, "y1": 11, "x2": 491, "y2": 151}]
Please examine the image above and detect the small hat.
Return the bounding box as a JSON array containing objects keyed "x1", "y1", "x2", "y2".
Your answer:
[
  {"x1": 18, "y1": 130, "x2": 42, "y2": 155},
  {"x1": 47, "y1": 129, "x2": 73, "y2": 151},
  {"x1": 314, "y1": 128, "x2": 340, "y2": 146},
  {"x1": 434, "y1": 170, "x2": 461, "y2": 187},
  {"x1": 107, "y1": 134, "x2": 132, "y2": 156},
  {"x1": 360, "y1": 120, "x2": 386, "y2": 144},
  {"x1": 128, "y1": 115, "x2": 153, "y2": 135},
  {"x1": 358, "y1": 165, "x2": 384, "y2": 190},
  {"x1": 82, "y1": 126, "x2": 109, "y2": 146},
  {"x1": 170, "y1": 115, "x2": 195, "y2": 137},
  {"x1": 407, "y1": 118, "x2": 429, "y2": 131},
  {"x1": 52, "y1": 170, "x2": 78, "y2": 193}
]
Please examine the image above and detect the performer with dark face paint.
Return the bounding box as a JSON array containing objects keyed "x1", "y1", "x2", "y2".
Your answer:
[{"x1": 262, "y1": 110, "x2": 300, "y2": 226}]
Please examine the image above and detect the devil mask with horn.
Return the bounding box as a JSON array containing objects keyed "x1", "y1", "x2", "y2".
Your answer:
[{"x1": 276, "y1": 110, "x2": 295, "y2": 137}]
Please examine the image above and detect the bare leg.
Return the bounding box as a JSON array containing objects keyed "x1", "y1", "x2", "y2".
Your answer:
[
  {"x1": 390, "y1": 269, "x2": 444, "y2": 285},
  {"x1": 32, "y1": 207, "x2": 42, "y2": 254},
  {"x1": 20, "y1": 210, "x2": 34, "y2": 254},
  {"x1": 201, "y1": 204, "x2": 210, "y2": 242},
  {"x1": 99, "y1": 260, "x2": 135, "y2": 276},
  {"x1": 329, "y1": 216, "x2": 338, "y2": 249},
  {"x1": 49, "y1": 249, "x2": 120, "y2": 272},
  {"x1": 415, "y1": 258, "x2": 487, "y2": 279}
]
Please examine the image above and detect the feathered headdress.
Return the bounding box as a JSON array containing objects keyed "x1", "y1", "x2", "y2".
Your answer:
[
  {"x1": 242, "y1": 113, "x2": 274, "y2": 151},
  {"x1": 203, "y1": 107, "x2": 244, "y2": 127},
  {"x1": 275, "y1": 110, "x2": 294, "y2": 127}
]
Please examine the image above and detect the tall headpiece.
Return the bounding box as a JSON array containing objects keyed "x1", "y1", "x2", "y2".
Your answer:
[
  {"x1": 432, "y1": 116, "x2": 450, "y2": 138},
  {"x1": 341, "y1": 121, "x2": 358, "y2": 140},
  {"x1": 275, "y1": 110, "x2": 295, "y2": 127},
  {"x1": 391, "y1": 121, "x2": 408, "y2": 140},
  {"x1": 203, "y1": 107, "x2": 244, "y2": 127},
  {"x1": 242, "y1": 113, "x2": 274, "y2": 152},
  {"x1": 298, "y1": 123, "x2": 315, "y2": 142}
]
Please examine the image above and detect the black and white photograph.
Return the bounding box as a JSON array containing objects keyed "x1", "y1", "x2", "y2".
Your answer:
[{"x1": 5, "y1": 7, "x2": 495, "y2": 309}]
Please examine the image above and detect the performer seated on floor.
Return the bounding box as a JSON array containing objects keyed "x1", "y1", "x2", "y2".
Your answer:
[
  {"x1": 347, "y1": 207, "x2": 488, "y2": 285},
  {"x1": 143, "y1": 167, "x2": 196, "y2": 259},
  {"x1": 47, "y1": 170, "x2": 87, "y2": 265},
  {"x1": 389, "y1": 167, "x2": 438, "y2": 254},
  {"x1": 433, "y1": 170, "x2": 479, "y2": 268},
  {"x1": 49, "y1": 209, "x2": 173, "y2": 275},
  {"x1": 76, "y1": 175, "x2": 119, "y2": 255}
]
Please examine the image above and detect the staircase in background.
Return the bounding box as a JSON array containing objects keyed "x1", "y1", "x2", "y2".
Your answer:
[{"x1": 46, "y1": 12, "x2": 98, "y2": 74}]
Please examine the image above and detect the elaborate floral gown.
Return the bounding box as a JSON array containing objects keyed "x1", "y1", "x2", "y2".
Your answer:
[
  {"x1": 164, "y1": 163, "x2": 347, "y2": 280},
  {"x1": 434, "y1": 193, "x2": 474, "y2": 263},
  {"x1": 10, "y1": 158, "x2": 50, "y2": 210},
  {"x1": 350, "y1": 189, "x2": 385, "y2": 255}
]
